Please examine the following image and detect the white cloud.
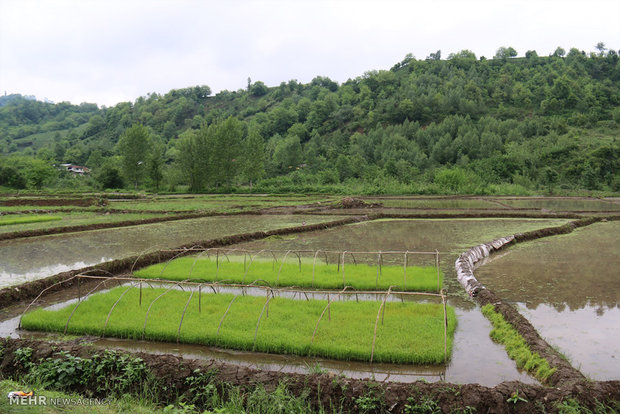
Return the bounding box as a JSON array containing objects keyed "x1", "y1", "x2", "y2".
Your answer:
[{"x1": 1, "y1": 0, "x2": 618, "y2": 106}]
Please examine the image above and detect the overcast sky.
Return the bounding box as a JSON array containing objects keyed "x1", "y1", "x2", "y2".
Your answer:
[{"x1": 1, "y1": 0, "x2": 618, "y2": 107}]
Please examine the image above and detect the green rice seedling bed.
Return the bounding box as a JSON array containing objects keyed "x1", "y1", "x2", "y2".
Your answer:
[
  {"x1": 21, "y1": 287, "x2": 456, "y2": 364},
  {"x1": 134, "y1": 256, "x2": 443, "y2": 292},
  {"x1": 0, "y1": 214, "x2": 62, "y2": 226}
]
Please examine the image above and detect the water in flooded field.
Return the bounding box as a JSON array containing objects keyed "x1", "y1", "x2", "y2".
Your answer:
[
  {"x1": 0, "y1": 215, "x2": 343, "y2": 288},
  {"x1": 237, "y1": 218, "x2": 571, "y2": 255},
  {"x1": 475, "y1": 221, "x2": 620, "y2": 380}
]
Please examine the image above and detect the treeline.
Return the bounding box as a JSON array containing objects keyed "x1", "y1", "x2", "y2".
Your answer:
[{"x1": 0, "y1": 45, "x2": 619, "y2": 194}]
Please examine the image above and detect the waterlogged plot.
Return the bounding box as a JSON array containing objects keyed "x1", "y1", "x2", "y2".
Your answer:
[
  {"x1": 134, "y1": 250, "x2": 443, "y2": 292},
  {"x1": 499, "y1": 198, "x2": 620, "y2": 211},
  {"x1": 20, "y1": 286, "x2": 456, "y2": 364},
  {"x1": 367, "y1": 198, "x2": 501, "y2": 209}
]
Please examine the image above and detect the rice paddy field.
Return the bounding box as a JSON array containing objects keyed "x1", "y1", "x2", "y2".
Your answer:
[
  {"x1": 364, "y1": 197, "x2": 504, "y2": 209},
  {"x1": 475, "y1": 220, "x2": 620, "y2": 380},
  {"x1": 0, "y1": 214, "x2": 344, "y2": 288},
  {"x1": 497, "y1": 197, "x2": 620, "y2": 211},
  {"x1": 20, "y1": 286, "x2": 457, "y2": 364},
  {"x1": 134, "y1": 255, "x2": 442, "y2": 292},
  {"x1": 0, "y1": 211, "x2": 167, "y2": 234},
  {"x1": 104, "y1": 194, "x2": 335, "y2": 213},
  {"x1": 2, "y1": 193, "x2": 619, "y2": 394}
]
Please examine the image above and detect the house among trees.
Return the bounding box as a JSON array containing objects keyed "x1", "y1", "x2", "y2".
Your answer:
[{"x1": 59, "y1": 164, "x2": 90, "y2": 175}]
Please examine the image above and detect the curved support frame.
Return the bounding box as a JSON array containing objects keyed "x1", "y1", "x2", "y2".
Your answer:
[
  {"x1": 310, "y1": 286, "x2": 350, "y2": 345},
  {"x1": 370, "y1": 286, "x2": 394, "y2": 363},
  {"x1": 102, "y1": 282, "x2": 137, "y2": 335},
  {"x1": 63, "y1": 272, "x2": 122, "y2": 335},
  {"x1": 177, "y1": 289, "x2": 196, "y2": 343},
  {"x1": 141, "y1": 279, "x2": 189, "y2": 339},
  {"x1": 253, "y1": 294, "x2": 274, "y2": 350}
]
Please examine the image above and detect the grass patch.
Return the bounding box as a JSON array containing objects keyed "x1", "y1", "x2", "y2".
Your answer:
[
  {"x1": 134, "y1": 256, "x2": 442, "y2": 292},
  {"x1": 22, "y1": 287, "x2": 456, "y2": 364},
  {"x1": 0, "y1": 215, "x2": 61, "y2": 226},
  {"x1": 481, "y1": 304, "x2": 556, "y2": 382}
]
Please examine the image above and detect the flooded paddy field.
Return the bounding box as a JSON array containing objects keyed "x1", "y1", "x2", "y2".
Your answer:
[
  {"x1": 0, "y1": 214, "x2": 344, "y2": 288},
  {"x1": 0, "y1": 211, "x2": 168, "y2": 234},
  {"x1": 212, "y1": 218, "x2": 573, "y2": 383},
  {"x1": 1, "y1": 195, "x2": 617, "y2": 396},
  {"x1": 475, "y1": 220, "x2": 620, "y2": 381},
  {"x1": 104, "y1": 194, "x2": 335, "y2": 213},
  {"x1": 361, "y1": 197, "x2": 505, "y2": 210},
  {"x1": 496, "y1": 197, "x2": 620, "y2": 212},
  {"x1": 234, "y1": 218, "x2": 572, "y2": 267}
]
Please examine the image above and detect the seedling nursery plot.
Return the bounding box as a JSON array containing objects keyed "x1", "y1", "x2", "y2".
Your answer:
[
  {"x1": 20, "y1": 285, "x2": 456, "y2": 365},
  {"x1": 134, "y1": 249, "x2": 443, "y2": 292}
]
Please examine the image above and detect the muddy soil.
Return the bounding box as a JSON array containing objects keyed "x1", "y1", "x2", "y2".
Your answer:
[{"x1": 1, "y1": 337, "x2": 618, "y2": 413}]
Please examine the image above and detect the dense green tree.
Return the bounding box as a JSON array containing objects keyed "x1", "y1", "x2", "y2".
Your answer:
[
  {"x1": 494, "y1": 47, "x2": 517, "y2": 59},
  {"x1": 95, "y1": 159, "x2": 124, "y2": 189},
  {"x1": 117, "y1": 123, "x2": 151, "y2": 188},
  {"x1": 25, "y1": 158, "x2": 57, "y2": 189},
  {"x1": 209, "y1": 116, "x2": 244, "y2": 187},
  {"x1": 175, "y1": 129, "x2": 206, "y2": 192},
  {"x1": 242, "y1": 128, "x2": 265, "y2": 188},
  {"x1": 147, "y1": 138, "x2": 165, "y2": 191}
]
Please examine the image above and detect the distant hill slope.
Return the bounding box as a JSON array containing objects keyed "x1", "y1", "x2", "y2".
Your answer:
[{"x1": 1, "y1": 47, "x2": 619, "y2": 193}]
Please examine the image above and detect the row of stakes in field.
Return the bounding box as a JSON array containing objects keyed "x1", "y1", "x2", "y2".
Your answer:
[{"x1": 20, "y1": 249, "x2": 449, "y2": 364}]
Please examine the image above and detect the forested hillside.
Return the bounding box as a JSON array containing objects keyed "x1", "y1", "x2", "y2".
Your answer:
[{"x1": 1, "y1": 46, "x2": 619, "y2": 194}]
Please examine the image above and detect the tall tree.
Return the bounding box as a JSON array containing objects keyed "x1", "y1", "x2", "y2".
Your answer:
[
  {"x1": 147, "y1": 137, "x2": 165, "y2": 191},
  {"x1": 209, "y1": 117, "x2": 244, "y2": 187},
  {"x1": 242, "y1": 128, "x2": 265, "y2": 188},
  {"x1": 117, "y1": 123, "x2": 151, "y2": 189},
  {"x1": 176, "y1": 129, "x2": 205, "y2": 192}
]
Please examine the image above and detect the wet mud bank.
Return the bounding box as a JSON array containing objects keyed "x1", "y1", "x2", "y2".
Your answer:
[
  {"x1": 0, "y1": 216, "x2": 366, "y2": 308},
  {"x1": 455, "y1": 216, "x2": 617, "y2": 387},
  {"x1": 1, "y1": 337, "x2": 618, "y2": 413}
]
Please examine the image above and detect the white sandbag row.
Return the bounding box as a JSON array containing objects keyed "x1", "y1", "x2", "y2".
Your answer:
[{"x1": 454, "y1": 235, "x2": 515, "y2": 296}]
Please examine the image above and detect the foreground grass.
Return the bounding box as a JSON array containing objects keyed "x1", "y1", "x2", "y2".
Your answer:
[
  {"x1": 481, "y1": 304, "x2": 556, "y2": 382},
  {"x1": 0, "y1": 215, "x2": 61, "y2": 226},
  {"x1": 135, "y1": 256, "x2": 442, "y2": 292},
  {"x1": 22, "y1": 287, "x2": 456, "y2": 364}
]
